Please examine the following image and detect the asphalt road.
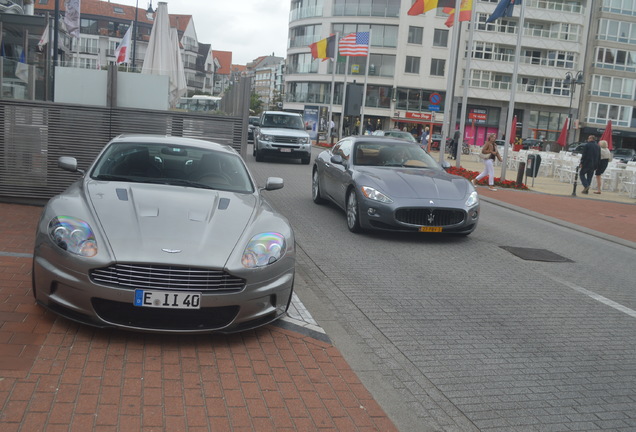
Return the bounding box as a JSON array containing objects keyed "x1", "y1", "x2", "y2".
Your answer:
[{"x1": 247, "y1": 146, "x2": 636, "y2": 432}]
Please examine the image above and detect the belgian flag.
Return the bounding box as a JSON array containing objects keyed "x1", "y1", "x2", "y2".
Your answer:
[{"x1": 309, "y1": 35, "x2": 336, "y2": 61}]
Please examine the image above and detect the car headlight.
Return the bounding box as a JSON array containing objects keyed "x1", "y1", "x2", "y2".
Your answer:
[
  {"x1": 48, "y1": 216, "x2": 98, "y2": 257},
  {"x1": 259, "y1": 134, "x2": 273, "y2": 142},
  {"x1": 466, "y1": 191, "x2": 479, "y2": 207},
  {"x1": 299, "y1": 137, "x2": 309, "y2": 144},
  {"x1": 361, "y1": 186, "x2": 393, "y2": 203},
  {"x1": 241, "y1": 233, "x2": 286, "y2": 268}
]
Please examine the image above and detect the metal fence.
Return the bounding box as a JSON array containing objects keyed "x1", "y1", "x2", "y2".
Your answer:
[{"x1": 0, "y1": 99, "x2": 246, "y2": 202}]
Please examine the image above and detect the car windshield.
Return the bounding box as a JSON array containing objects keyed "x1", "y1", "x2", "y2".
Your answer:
[
  {"x1": 386, "y1": 131, "x2": 416, "y2": 142},
  {"x1": 614, "y1": 149, "x2": 632, "y2": 156},
  {"x1": 354, "y1": 142, "x2": 441, "y2": 169},
  {"x1": 90, "y1": 142, "x2": 254, "y2": 193},
  {"x1": 261, "y1": 113, "x2": 304, "y2": 130}
]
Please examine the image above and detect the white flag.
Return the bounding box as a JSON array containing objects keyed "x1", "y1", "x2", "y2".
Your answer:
[
  {"x1": 38, "y1": 23, "x2": 50, "y2": 50},
  {"x1": 114, "y1": 23, "x2": 133, "y2": 65},
  {"x1": 16, "y1": 50, "x2": 29, "y2": 83},
  {"x1": 64, "y1": 0, "x2": 81, "y2": 38}
]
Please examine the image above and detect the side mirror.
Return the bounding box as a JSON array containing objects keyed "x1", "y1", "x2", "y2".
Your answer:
[
  {"x1": 330, "y1": 154, "x2": 344, "y2": 165},
  {"x1": 58, "y1": 156, "x2": 79, "y2": 173},
  {"x1": 264, "y1": 177, "x2": 284, "y2": 191},
  {"x1": 440, "y1": 160, "x2": 451, "y2": 171}
]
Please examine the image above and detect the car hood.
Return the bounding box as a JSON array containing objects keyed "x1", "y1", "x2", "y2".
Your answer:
[
  {"x1": 260, "y1": 127, "x2": 309, "y2": 137},
  {"x1": 356, "y1": 167, "x2": 468, "y2": 200},
  {"x1": 86, "y1": 181, "x2": 256, "y2": 266}
]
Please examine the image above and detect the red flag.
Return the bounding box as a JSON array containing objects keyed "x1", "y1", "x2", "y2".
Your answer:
[
  {"x1": 509, "y1": 115, "x2": 517, "y2": 144},
  {"x1": 556, "y1": 118, "x2": 569, "y2": 147},
  {"x1": 443, "y1": 0, "x2": 473, "y2": 27},
  {"x1": 599, "y1": 119, "x2": 613, "y2": 150},
  {"x1": 408, "y1": 0, "x2": 455, "y2": 15}
]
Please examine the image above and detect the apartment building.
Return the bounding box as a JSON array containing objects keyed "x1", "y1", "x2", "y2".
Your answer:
[{"x1": 284, "y1": 0, "x2": 635, "y2": 148}]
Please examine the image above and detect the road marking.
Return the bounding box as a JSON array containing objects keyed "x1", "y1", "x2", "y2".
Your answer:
[
  {"x1": 548, "y1": 275, "x2": 636, "y2": 319},
  {"x1": 0, "y1": 251, "x2": 33, "y2": 258}
]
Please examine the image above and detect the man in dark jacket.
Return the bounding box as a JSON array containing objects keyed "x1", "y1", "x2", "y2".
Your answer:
[{"x1": 579, "y1": 135, "x2": 600, "y2": 194}]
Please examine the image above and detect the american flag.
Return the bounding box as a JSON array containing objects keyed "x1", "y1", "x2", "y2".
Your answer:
[{"x1": 339, "y1": 32, "x2": 370, "y2": 57}]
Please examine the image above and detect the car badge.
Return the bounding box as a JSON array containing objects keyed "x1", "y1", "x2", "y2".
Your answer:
[
  {"x1": 427, "y1": 213, "x2": 435, "y2": 224},
  {"x1": 162, "y1": 248, "x2": 182, "y2": 254}
]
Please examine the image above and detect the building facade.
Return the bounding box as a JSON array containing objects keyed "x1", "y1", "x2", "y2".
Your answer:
[{"x1": 284, "y1": 0, "x2": 636, "y2": 149}]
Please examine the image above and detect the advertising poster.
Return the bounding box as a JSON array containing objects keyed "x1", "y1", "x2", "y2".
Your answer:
[{"x1": 303, "y1": 106, "x2": 319, "y2": 140}]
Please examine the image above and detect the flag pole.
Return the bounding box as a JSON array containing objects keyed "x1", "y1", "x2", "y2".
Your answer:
[
  {"x1": 328, "y1": 33, "x2": 339, "y2": 142},
  {"x1": 456, "y1": 0, "x2": 477, "y2": 168},
  {"x1": 359, "y1": 30, "x2": 371, "y2": 135},
  {"x1": 439, "y1": 0, "x2": 463, "y2": 164},
  {"x1": 500, "y1": 1, "x2": 526, "y2": 181},
  {"x1": 339, "y1": 56, "x2": 350, "y2": 138}
]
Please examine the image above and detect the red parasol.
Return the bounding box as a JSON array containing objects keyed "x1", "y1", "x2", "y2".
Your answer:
[
  {"x1": 509, "y1": 115, "x2": 517, "y2": 144},
  {"x1": 556, "y1": 117, "x2": 569, "y2": 148},
  {"x1": 599, "y1": 119, "x2": 613, "y2": 150}
]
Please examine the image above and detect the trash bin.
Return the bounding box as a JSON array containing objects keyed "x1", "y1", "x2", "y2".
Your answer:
[{"x1": 526, "y1": 154, "x2": 542, "y2": 178}]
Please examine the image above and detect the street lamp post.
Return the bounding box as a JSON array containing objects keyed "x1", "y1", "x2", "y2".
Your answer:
[
  {"x1": 131, "y1": 0, "x2": 139, "y2": 70},
  {"x1": 564, "y1": 71, "x2": 584, "y2": 144}
]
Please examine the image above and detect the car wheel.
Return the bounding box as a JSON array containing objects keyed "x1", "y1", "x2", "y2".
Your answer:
[
  {"x1": 252, "y1": 143, "x2": 256, "y2": 157},
  {"x1": 346, "y1": 188, "x2": 362, "y2": 233},
  {"x1": 255, "y1": 148, "x2": 264, "y2": 162},
  {"x1": 312, "y1": 169, "x2": 326, "y2": 204},
  {"x1": 301, "y1": 155, "x2": 310, "y2": 165}
]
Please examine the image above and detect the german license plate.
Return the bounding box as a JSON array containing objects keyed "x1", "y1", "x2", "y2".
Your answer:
[
  {"x1": 419, "y1": 226, "x2": 443, "y2": 233},
  {"x1": 134, "y1": 290, "x2": 201, "y2": 309},
  {"x1": 279, "y1": 148, "x2": 292, "y2": 152}
]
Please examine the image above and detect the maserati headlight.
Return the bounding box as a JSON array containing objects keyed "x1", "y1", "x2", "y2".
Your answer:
[
  {"x1": 466, "y1": 191, "x2": 479, "y2": 207},
  {"x1": 361, "y1": 186, "x2": 393, "y2": 203},
  {"x1": 48, "y1": 216, "x2": 98, "y2": 257},
  {"x1": 241, "y1": 233, "x2": 286, "y2": 268}
]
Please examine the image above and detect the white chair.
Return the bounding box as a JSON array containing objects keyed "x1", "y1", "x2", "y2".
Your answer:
[{"x1": 618, "y1": 168, "x2": 636, "y2": 198}]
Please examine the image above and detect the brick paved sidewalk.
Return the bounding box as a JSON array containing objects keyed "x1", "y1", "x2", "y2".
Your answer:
[{"x1": 0, "y1": 203, "x2": 397, "y2": 431}]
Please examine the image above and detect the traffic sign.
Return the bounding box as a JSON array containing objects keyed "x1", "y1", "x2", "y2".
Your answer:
[
  {"x1": 428, "y1": 105, "x2": 440, "y2": 111},
  {"x1": 429, "y1": 93, "x2": 442, "y2": 105}
]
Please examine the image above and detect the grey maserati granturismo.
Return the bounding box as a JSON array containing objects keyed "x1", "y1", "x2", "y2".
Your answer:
[{"x1": 312, "y1": 136, "x2": 479, "y2": 234}]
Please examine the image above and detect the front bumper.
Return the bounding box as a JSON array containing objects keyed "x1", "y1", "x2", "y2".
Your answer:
[
  {"x1": 33, "y1": 246, "x2": 295, "y2": 334},
  {"x1": 357, "y1": 195, "x2": 479, "y2": 234}
]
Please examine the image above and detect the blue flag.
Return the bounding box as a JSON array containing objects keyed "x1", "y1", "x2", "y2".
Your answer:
[{"x1": 486, "y1": 0, "x2": 522, "y2": 23}]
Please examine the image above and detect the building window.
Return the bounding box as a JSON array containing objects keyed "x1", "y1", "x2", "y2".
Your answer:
[
  {"x1": 595, "y1": 47, "x2": 636, "y2": 72},
  {"x1": 289, "y1": 24, "x2": 322, "y2": 48},
  {"x1": 433, "y1": 29, "x2": 448, "y2": 47},
  {"x1": 79, "y1": 37, "x2": 99, "y2": 54},
  {"x1": 591, "y1": 75, "x2": 635, "y2": 100},
  {"x1": 587, "y1": 102, "x2": 631, "y2": 127},
  {"x1": 430, "y1": 58, "x2": 445, "y2": 76},
  {"x1": 333, "y1": 0, "x2": 400, "y2": 18},
  {"x1": 332, "y1": 23, "x2": 398, "y2": 48},
  {"x1": 405, "y1": 56, "x2": 420, "y2": 74},
  {"x1": 408, "y1": 26, "x2": 423, "y2": 44},
  {"x1": 364, "y1": 85, "x2": 392, "y2": 108},
  {"x1": 598, "y1": 19, "x2": 636, "y2": 44},
  {"x1": 602, "y1": 0, "x2": 636, "y2": 16},
  {"x1": 473, "y1": 42, "x2": 494, "y2": 60},
  {"x1": 113, "y1": 7, "x2": 124, "y2": 14},
  {"x1": 80, "y1": 19, "x2": 98, "y2": 35},
  {"x1": 288, "y1": 53, "x2": 318, "y2": 74}
]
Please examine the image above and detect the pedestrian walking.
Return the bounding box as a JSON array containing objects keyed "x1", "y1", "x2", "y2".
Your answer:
[
  {"x1": 472, "y1": 133, "x2": 502, "y2": 191},
  {"x1": 579, "y1": 135, "x2": 601, "y2": 194},
  {"x1": 594, "y1": 139, "x2": 611, "y2": 194}
]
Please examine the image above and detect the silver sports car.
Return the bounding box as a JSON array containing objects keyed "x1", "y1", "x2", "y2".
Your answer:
[
  {"x1": 312, "y1": 136, "x2": 479, "y2": 234},
  {"x1": 32, "y1": 135, "x2": 295, "y2": 333}
]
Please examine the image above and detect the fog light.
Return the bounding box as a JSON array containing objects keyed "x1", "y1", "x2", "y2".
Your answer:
[
  {"x1": 471, "y1": 210, "x2": 479, "y2": 219},
  {"x1": 367, "y1": 208, "x2": 377, "y2": 216}
]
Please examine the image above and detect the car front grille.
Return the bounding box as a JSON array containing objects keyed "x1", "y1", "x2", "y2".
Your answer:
[
  {"x1": 395, "y1": 207, "x2": 466, "y2": 226},
  {"x1": 90, "y1": 264, "x2": 245, "y2": 292},
  {"x1": 273, "y1": 136, "x2": 301, "y2": 144},
  {"x1": 92, "y1": 298, "x2": 239, "y2": 330}
]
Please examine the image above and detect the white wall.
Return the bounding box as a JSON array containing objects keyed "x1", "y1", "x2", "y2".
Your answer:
[{"x1": 54, "y1": 67, "x2": 170, "y2": 110}]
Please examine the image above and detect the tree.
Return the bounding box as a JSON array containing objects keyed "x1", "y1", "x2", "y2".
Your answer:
[{"x1": 250, "y1": 92, "x2": 263, "y2": 115}]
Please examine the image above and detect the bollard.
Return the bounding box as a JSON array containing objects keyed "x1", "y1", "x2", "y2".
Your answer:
[
  {"x1": 516, "y1": 161, "x2": 526, "y2": 187},
  {"x1": 572, "y1": 165, "x2": 580, "y2": 196}
]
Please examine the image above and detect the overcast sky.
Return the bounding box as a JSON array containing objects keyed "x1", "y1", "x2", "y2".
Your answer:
[{"x1": 112, "y1": 0, "x2": 291, "y2": 65}]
